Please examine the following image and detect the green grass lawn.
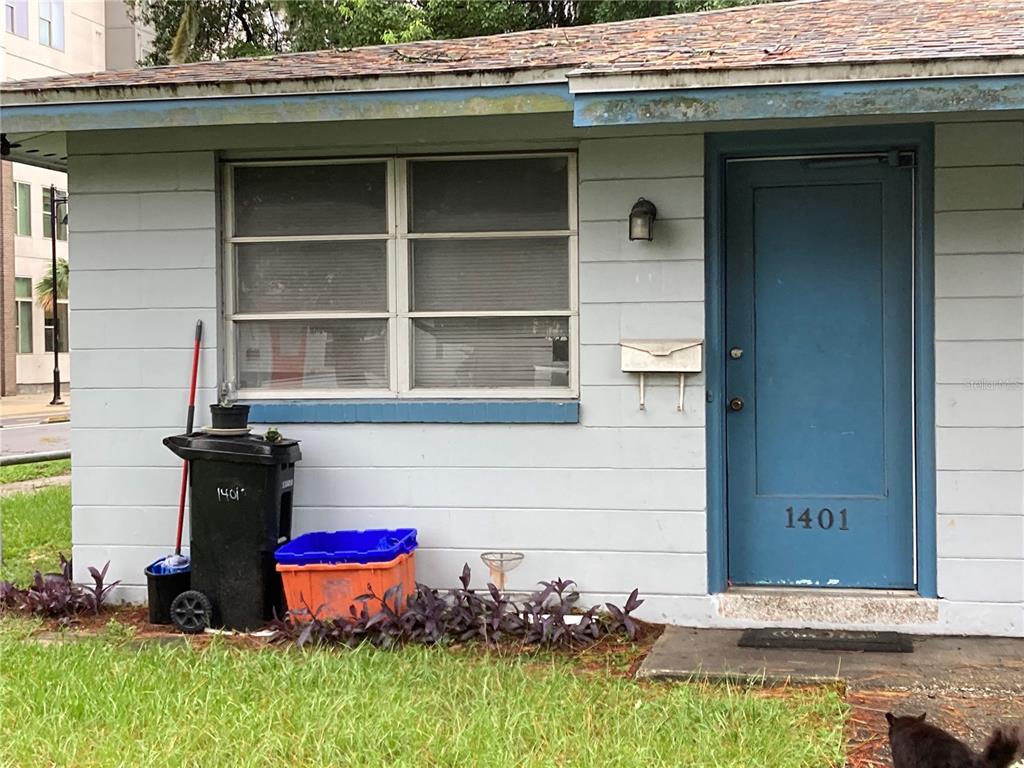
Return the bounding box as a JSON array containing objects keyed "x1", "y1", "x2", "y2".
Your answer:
[
  {"x1": 0, "y1": 484, "x2": 72, "y2": 585},
  {"x1": 0, "y1": 458, "x2": 71, "y2": 485},
  {"x1": 0, "y1": 625, "x2": 847, "y2": 768}
]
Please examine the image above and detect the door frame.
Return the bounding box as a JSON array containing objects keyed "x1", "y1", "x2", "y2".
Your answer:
[{"x1": 704, "y1": 124, "x2": 936, "y2": 597}]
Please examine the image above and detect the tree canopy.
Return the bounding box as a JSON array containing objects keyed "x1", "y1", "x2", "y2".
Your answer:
[{"x1": 128, "y1": 0, "x2": 780, "y2": 65}]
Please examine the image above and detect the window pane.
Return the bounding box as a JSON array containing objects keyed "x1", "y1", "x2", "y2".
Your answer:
[
  {"x1": 233, "y1": 164, "x2": 387, "y2": 237},
  {"x1": 236, "y1": 241, "x2": 387, "y2": 314},
  {"x1": 15, "y1": 276, "x2": 32, "y2": 299},
  {"x1": 237, "y1": 319, "x2": 388, "y2": 391},
  {"x1": 43, "y1": 303, "x2": 68, "y2": 353},
  {"x1": 411, "y1": 237, "x2": 568, "y2": 311},
  {"x1": 50, "y1": 0, "x2": 63, "y2": 49},
  {"x1": 42, "y1": 188, "x2": 52, "y2": 238},
  {"x1": 56, "y1": 188, "x2": 67, "y2": 240},
  {"x1": 17, "y1": 301, "x2": 32, "y2": 353},
  {"x1": 16, "y1": 183, "x2": 31, "y2": 235},
  {"x1": 409, "y1": 157, "x2": 568, "y2": 233},
  {"x1": 413, "y1": 316, "x2": 569, "y2": 389}
]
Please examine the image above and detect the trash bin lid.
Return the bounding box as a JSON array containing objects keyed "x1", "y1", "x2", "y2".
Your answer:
[{"x1": 163, "y1": 433, "x2": 301, "y2": 465}]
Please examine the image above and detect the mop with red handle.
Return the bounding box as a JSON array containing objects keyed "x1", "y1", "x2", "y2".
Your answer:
[{"x1": 172, "y1": 320, "x2": 203, "y2": 559}]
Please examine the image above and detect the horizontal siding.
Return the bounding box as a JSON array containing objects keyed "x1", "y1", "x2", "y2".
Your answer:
[
  {"x1": 71, "y1": 229, "x2": 218, "y2": 271},
  {"x1": 72, "y1": 269, "x2": 217, "y2": 310},
  {"x1": 580, "y1": 301, "x2": 705, "y2": 345},
  {"x1": 936, "y1": 340, "x2": 1023, "y2": 383},
  {"x1": 72, "y1": 349, "x2": 219, "y2": 390},
  {"x1": 71, "y1": 424, "x2": 705, "y2": 469},
  {"x1": 937, "y1": 559, "x2": 1024, "y2": 603},
  {"x1": 934, "y1": 121, "x2": 1024, "y2": 168},
  {"x1": 580, "y1": 219, "x2": 704, "y2": 262},
  {"x1": 935, "y1": 298, "x2": 1023, "y2": 341},
  {"x1": 579, "y1": 177, "x2": 702, "y2": 222},
  {"x1": 934, "y1": 166, "x2": 1024, "y2": 211},
  {"x1": 578, "y1": 135, "x2": 703, "y2": 180},
  {"x1": 936, "y1": 427, "x2": 1024, "y2": 471},
  {"x1": 73, "y1": 543, "x2": 707, "y2": 597},
  {"x1": 937, "y1": 515, "x2": 1024, "y2": 560},
  {"x1": 932, "y1": 118, "x2": 1024, "y2": 629},
  {"x1": 71, "y1": 191, "x2": 218, "y2": 233},
  {"x1": 937, "y1": 470, "x2": 1024, "y2": 516},
  {"x1": 73, "y1": 505, "x2": 707, "y2": 555},
  {"x1": 935, "y1": 253, "x2": 1024, "y2": 298},
  {"x1": 70, "y1": 152, "x2": 217, "y2": 193},
  {"x1": 72, "y1": 466, "x2": 706, "y2": 511}
]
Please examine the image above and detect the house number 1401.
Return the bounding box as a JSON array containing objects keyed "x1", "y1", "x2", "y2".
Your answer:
[{"x1": 786, "y1": 507, "x2": 849, "y2": 531}]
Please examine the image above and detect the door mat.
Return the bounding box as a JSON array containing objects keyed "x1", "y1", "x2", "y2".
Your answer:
[{"x1": 738, "y1": 628, "x2": 914, "y2": 653}]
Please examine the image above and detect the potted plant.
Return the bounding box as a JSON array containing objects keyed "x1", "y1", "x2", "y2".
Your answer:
[{"x1": 210, "y1": 382, "x2": 249, "y2": 431}]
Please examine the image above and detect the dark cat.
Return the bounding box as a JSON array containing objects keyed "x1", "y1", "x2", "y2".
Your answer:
[{"x1": 886, "y1": 712, "x2": 1021, "y2": 768}]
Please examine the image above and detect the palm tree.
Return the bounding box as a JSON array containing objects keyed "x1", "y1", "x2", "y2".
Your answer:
[{"x1": 35, "y1": 257, "x2": 69, "y2": 313}]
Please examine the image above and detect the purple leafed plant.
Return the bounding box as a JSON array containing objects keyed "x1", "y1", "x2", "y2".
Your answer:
[
  {"x1": 0, "y1": 554, "x2": 120, "y2": 618},
  {"x1": 271, "y1": 564, "x2": 644, "y2": 650}
]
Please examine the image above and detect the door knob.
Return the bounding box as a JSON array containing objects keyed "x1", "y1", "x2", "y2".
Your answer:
[{"x1": 729, "y1": 397, "x2": 744, "y2": 412}]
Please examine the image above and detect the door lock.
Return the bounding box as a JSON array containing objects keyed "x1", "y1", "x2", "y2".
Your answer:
[
  {"x1": 729, "y1": 347, "x2": 744, "y2": 359},
  {"x1": 728, "y1": 397, "x2": 745, "y2": 412}
]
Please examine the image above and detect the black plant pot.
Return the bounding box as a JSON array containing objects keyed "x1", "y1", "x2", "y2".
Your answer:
[{"x1": 210, "y1": 404, "x2": 250, "y2": 430}]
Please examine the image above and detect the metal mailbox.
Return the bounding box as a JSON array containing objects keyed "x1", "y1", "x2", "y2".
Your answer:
[{"x1": 620, "y1": 339, "x2": 703, "y2": 410}]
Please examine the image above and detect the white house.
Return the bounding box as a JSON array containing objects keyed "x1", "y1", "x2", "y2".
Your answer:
[{"x1": 2, "y1": 0, "x2": 1022, "y2": 636}]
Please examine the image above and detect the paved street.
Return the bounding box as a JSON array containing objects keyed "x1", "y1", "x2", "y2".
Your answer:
[
  {"x1": 0, "y1": 392, "x2": 71, "y2": 457},
  {"x1": 0, "y1": 420, "x2": 70, "y2": 456}
]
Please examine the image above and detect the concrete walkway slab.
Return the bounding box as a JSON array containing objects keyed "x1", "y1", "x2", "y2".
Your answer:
[{"x1": 639, "y1": 627, "x2": 1024, "y2": 697}]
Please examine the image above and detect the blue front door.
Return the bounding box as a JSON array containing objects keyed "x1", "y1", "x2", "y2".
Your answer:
[{"x1": 725, "y1": 157, "x2": 915, "y2": 588}]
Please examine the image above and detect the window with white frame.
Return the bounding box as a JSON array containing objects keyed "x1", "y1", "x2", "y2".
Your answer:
[
  {"x1": 5, "y1": 0, "x2": 27, "y2": 37},
  {"x1": 224, "y1": 154, "x2": 577, "y2": 398},
  {"x1": 14, "y1": 182, "x2": 31, "y2": 236},
  {"x1": 15, "y1": 277, "x2": 33, "y2": 354},
  {"x1": 38, "y1": 0, "x2": 63, "y2": 49}
]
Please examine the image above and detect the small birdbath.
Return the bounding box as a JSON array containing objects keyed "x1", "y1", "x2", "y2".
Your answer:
[{"x1": 480, "y1": 551, "x2": 525, "y2": 593}]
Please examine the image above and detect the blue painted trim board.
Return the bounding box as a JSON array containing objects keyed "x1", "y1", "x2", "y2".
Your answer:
[
  {"x1": 704, "y1": 125, "x2": 937, "y2": 597},
  {"x1": 246, "y1": 399, "x2": 579, "y2": 424},
  {"x1": 1, "y1": 83, "x2": 574, "y2": 134},
  {"x1": 574, "y1": 75, "x2": 1024, "y2": 126}
]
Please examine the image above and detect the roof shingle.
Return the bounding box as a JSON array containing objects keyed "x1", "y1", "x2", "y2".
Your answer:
[{"x1": 3, "y1": 0, "x2": 1023, "y2": 95}]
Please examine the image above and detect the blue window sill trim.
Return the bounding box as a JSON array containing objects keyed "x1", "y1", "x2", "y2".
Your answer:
[{"x1": 245, "y1": 399, "x2": 579, "y2": 425}]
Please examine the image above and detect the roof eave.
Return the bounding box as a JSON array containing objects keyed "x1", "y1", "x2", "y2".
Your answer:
[
  {"x1": 0, "y1": 66, "x2": 572, "y2": 106},
  {"x1": 567, "y1": 57, "x2": 1024, "y2": 93}
]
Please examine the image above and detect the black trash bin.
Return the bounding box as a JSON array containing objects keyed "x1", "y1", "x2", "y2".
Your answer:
[
  {"x1": 162, "y1": 432, "x2": 301, "y2": 633},
  {"x1": 145, "y1": 559, "x2": 191, "y2": 625}
]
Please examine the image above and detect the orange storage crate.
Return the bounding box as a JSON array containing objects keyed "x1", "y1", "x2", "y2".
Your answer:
[{"x1": 277, "y1": 552, "x2": 415, "y2": 622}]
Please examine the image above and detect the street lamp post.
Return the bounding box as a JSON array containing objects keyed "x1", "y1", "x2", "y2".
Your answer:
[{"x1": 48, "y1": 184, "x2": 68, "y2": 406}]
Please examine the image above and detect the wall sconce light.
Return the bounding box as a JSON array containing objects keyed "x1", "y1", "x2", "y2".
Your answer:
[{"x1": 628, "y1": 197, "x2": 657, "y2": 241}]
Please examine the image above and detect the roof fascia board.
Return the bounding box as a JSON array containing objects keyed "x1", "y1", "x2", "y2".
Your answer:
[
  {"x1": 573, "y1": 75, "x2": 1024, "y2": 126},
  {"x1": 0, "y1": 67, "x2": 571, "y2": 106},
  {"x1": 0, "y1": 83, "x2": 573, "y2": 134},
  {"x1": 568, "y1": 58, "x2": 1024, "y2": 93}
]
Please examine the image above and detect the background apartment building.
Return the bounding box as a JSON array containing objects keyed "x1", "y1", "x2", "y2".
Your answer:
[{"x1": 1, "y1": 0, "x2": 153, "y2": 394}]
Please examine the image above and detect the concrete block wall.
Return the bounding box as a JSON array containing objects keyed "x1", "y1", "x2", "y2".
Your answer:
[{"x1": 933, "y1": 120, "x2": 1024, "y2": 636}]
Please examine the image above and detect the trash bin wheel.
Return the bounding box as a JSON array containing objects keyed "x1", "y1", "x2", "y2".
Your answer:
[{"x1": 170, "y1": 590, "x2": 212, "y2": 634}]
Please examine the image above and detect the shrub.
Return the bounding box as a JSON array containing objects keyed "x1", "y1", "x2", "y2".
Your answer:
[
  {"x1": 0, "y1": 555, "x2": 119, "y2": 619},
  {"x1": 272, "y1": 564, "x2": 644, "y2": 650}
]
